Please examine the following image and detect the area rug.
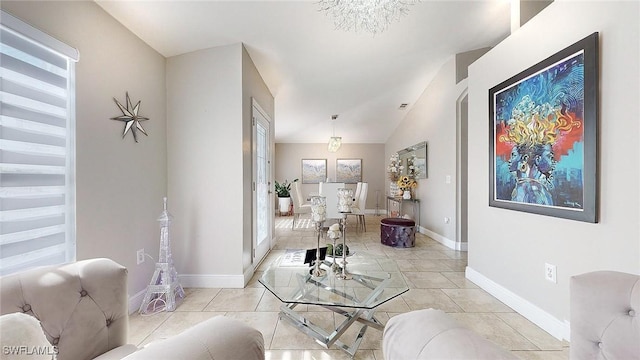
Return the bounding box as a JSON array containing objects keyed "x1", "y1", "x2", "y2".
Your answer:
[
  {"x1": 280, "y1": 249, "x2": 306, "y2": 267},
  {"x1": 275, "y1": 217, "x2": 312, "y2": 229}
]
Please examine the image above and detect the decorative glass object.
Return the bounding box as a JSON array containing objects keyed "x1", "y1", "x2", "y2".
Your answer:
[
  {"x1": 310, "y1": 196, "x2": 327, "y2": 277},
  {"x1": 337, "y1": 188, "x2": 354, "y2": 213},
  {"x1": 326, "y1": 223, "x2": 342, "y2": 272},
  {"x1": 311, "y1": 196, "x2": 327, "y2": 223},
  {"x1": 139, "y1": 197, "x2": 185, "y2": 314},
  {"x1": 390, "y1": 182, "x2": 400, "y2": 197},
  {"x1": 335, "y1": 216, "x2": 351, "y2": 280}
]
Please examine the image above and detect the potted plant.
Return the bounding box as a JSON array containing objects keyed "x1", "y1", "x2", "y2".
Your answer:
[{"x1": 275, "y1": 179, "x2": 298, "y2": 215}]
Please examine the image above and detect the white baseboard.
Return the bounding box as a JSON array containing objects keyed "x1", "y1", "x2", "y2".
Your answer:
[
  {"x1": 179, "y1": 274, "x2": 245, "y2": 288},
  {"x1": 465, "y1": 266, "x2": 570, "y2": 341},
  {"x1": 419, "y1": 226, "x2": 467, "y2": 251},
  {"x1": 128, "y1": 289, "x2": 146, "y2": 315},
  {"x1": 243, "y1": 266, "x2": 255, "y2": 286}
]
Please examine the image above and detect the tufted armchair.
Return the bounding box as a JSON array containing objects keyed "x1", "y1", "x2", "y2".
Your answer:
[
  {"x1": 570, "y1": 270, "x2": 640, "y2": 360},
  {"x1": 383, "y1": 270, "x2": 640, "y2": 359},
  {"x1": 0, "y1": 258, "x2": 265, "y2": 360}
]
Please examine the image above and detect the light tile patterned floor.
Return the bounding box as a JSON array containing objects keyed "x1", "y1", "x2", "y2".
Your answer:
[{"x1": 129, "y1": 214, "x2": 569, "y2": 359}]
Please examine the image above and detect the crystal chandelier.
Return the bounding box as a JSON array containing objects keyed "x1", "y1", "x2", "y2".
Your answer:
[
  {"x1": 328, "y1": 114, "x2": 342, "y2": 152},
  {"x1": 317, "y1": 0, "x2": 420, "y2": 35}
]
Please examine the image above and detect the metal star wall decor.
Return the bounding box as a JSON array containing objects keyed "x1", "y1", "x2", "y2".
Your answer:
[{"x1": 110, "y1": 92, "x2": 149, "y2": 143}]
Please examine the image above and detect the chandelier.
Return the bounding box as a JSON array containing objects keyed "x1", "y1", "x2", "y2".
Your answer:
[
  {"x1": 317, "y1": 0, "x2": 420, "y2": 35},
  {"x1": 327, "y1": 114, "x2": 342, "y2": 152}
]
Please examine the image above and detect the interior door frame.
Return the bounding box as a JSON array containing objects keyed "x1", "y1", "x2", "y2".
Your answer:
[{"x1": 252, "y1": 98, "x2": 273, "y2": 267}]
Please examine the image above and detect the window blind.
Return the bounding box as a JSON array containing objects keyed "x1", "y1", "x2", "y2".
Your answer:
[{"x1": 0, "y1": 10, "x2": 78, "y2": 275}]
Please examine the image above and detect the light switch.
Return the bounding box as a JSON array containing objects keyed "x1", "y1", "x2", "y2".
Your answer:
[{"x1": 445, "y1": 175, "x2": 451, "y2": 184}]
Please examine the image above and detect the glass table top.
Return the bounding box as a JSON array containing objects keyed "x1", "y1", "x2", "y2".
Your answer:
[{"x1": 259, "y1": 251, "x2": 409, "y2": 309}]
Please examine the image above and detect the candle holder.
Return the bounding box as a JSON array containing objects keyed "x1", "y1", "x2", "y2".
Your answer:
[
  {"x1": 326, "y1": 223, "x2": 341, "y2": 273},
  {"x1": 335, "y1": 188, "x2": 353, "y2": 280},
  {"x1": 310, "y1": 196, "x2": 327, "y2": 277}
]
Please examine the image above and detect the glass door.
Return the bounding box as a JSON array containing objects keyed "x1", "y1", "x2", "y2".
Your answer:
[{"x1": 253, "y1": 102, "x2": 271, "y2": 266}]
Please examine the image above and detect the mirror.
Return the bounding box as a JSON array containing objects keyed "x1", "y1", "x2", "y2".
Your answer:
[{"x1": 398, "y1": 141, "x2": 427, "y2": 179}]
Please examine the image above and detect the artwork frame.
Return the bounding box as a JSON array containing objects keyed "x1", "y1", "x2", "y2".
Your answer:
[
  {"x1": 336, "y1": 158, "x2": 362, "y2": 184},
  {"x1": 489, "y1": 32, "x2": 598, "y2": 223},
  {"x1": 301, "y1": 159, "x2": 327, "y2": 184}
]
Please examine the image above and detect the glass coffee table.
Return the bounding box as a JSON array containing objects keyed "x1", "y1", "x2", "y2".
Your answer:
[{"x1": 259, "y1": 251, "x2": 408, "y2": 357}]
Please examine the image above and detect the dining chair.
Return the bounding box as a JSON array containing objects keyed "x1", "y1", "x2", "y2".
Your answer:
[
  {"x1": 290, "y1": 181, "x2": 311, "y2": 229},
  {"x1": 348, "y1": 182, "x2": 368, "y2": 232},
  {"x1": 353, "y1": 182, "x2": 362, "y2": 203}
]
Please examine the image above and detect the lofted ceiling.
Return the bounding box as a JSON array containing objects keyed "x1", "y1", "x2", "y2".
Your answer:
[{"x1": 96, "y1": 0, "x2": 511, "y2": 144}]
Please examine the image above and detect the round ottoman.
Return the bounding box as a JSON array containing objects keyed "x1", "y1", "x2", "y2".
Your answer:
[{"x1": 380, "y1": 218, "x2": 416, "y2": 248}]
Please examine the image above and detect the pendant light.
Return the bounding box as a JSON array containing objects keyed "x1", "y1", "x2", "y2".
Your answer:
[{"x1": 328, "y1": 114, "x2": 342, "y2": 152}]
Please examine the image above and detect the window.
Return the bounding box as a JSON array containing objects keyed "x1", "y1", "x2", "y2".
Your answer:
[{"x1": 1, "y1": 11, "x2": 79, "y2": 275}]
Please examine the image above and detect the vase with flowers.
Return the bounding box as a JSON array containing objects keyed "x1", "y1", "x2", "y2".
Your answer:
[
  {"x1": 397, "y1": 176, "x2": 418, "y2": 199},
  {"x1": 387, "y1": 153, "x2": 404, "y2": 196}
]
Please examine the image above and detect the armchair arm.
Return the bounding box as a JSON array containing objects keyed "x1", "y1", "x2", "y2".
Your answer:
[
  {"x1": 570, "y1": 271, "x2": 640, "y2": 360},
  {"x1": 122, "y1": 316, "x2": 264, "y2": 360}
]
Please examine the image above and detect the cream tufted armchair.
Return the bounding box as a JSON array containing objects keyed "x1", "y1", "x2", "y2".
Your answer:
[
  {"x1": 0, "y1": 258, "x2": 264, "y2": 360},
  {"x1": 570, "y1": 271, "x2": 639, "y2": 360},
  {"x1": 383, "y1": 270, "x2": 640, "y2": 359}
]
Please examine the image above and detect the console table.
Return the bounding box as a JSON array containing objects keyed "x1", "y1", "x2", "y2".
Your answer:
[{"x1": 386, "y1": 196, "x2": 420, "y2": 228}]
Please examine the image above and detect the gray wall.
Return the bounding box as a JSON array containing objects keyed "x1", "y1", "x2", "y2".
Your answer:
[
  {"x1": 467, "y1": 0, "x2": 639, "y2": 340},
  {"x1": 275, "y1": 143, "x2": 386, "y2": 212},
  {"x1": 167, "y1": 43, "x2": 274, "y2": 287},
  {"x1": 386, "y1": 57, "x2": 467, "y2": 248},
  {"x1": 2, "y1": 2, "x2": 168, "y2": 302}
]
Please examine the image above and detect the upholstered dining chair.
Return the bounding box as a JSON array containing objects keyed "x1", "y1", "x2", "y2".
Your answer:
[
  {"x1": 348, "y1": 182, "x2": 368, "y2": 232},
  {"x1": 290, "y1": 181, "x2": 311, "y2": 229},
  {"x1": 353, "y1": 182, "x2": 362, "y2": 203}
]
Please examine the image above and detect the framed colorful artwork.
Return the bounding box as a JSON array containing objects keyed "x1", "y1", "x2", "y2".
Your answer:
[
  {"x1": 336, "y1": 159, "x2": 362, "y2": 183},
  {"x1": 301, "y1": 159, "x2": 327, "y2": 184},
  {"x1": 489, "y1": 32, "x2": 599, "y2": 223}
]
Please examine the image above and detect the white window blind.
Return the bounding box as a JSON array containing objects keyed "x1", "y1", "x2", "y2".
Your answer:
[{"x1": 0, "y1": 10, "x2": 78, "y2": 275}]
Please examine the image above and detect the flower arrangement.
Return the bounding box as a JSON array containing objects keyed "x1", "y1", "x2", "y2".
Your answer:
[
  {"x1": 387, "y1": 153, "x2": 404, "y2": 181},
  {"x1": 397, "y1": 176, "x2": 417, "y2": 192}
]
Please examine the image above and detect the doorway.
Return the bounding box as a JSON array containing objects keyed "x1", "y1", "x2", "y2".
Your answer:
[
  {"x1": 252, "y1": 100, "x2": 272, "y2": 266},
  {"x1": 456, "y1": 91, "x2": 469, "y2": 247}
]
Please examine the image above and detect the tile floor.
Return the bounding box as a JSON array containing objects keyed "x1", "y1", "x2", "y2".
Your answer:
[{"x1": 129, "y1": 215, "x2": 569, "y2": 359}]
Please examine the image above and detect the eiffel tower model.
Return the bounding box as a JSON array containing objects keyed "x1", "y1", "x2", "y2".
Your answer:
[{"x1": 139, "y1": 197, "x2": 185, "y2": 314}]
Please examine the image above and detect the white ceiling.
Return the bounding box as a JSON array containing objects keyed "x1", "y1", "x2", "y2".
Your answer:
[{"x1": 96, "y1": 0, "x2": 511, "y2": 144}]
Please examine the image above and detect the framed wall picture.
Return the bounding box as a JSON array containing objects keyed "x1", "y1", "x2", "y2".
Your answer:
[
  {"x1": 489, "y1": 32, "x2": 598, "y2": 223},
  {"x1": 301, "y1": 159, "x2": 327, "y2": 184},
  {"x1": 336, "y1": 158, "x2": 362, "y2": 184}
]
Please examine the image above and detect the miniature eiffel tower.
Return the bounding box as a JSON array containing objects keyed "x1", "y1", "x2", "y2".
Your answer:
[{"x1": 139, "y1": 197, "x2": 185, "y2": 314}]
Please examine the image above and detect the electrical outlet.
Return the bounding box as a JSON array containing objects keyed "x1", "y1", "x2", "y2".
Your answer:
[
  {"x1": 444, "y1": 217, "x2": 450, "y2": 224},
  {"x1": 137, "y1": 249, "x2": 145, "y2": 265},
  {"x1": 545, "y1": 263, "x2": 557, "y2": 283}
]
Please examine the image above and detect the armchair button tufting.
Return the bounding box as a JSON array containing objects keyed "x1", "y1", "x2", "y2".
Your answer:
[
  {"x1": 106, "y1": 319, "x2": 112, "y2": 326},
  {"x1": 80, "y1": 289, "x2": 88, "y2": 297},
  {"x1": 598, "y1": 342, "x2": 603, "y2": 349},
  {"x1": 629, "y1": 310, "x2": 636, "y2": 317},
  {"x1": 22, "y1": 304, "x2": 31, "y2": 312},
  {"x1": 52, "y1": 338, "x2": 59, "y2": 345}
]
